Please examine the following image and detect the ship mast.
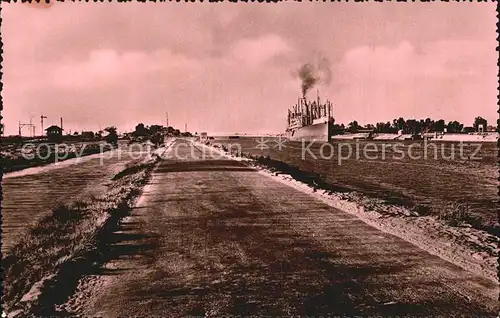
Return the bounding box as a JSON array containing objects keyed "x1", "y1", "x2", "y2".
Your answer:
[{"x1": 317, "y1": 89, "x2": 320, "y2": 110}]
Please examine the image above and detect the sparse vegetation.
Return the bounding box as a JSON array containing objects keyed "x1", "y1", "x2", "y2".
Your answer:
[
  {"x1": 435, "y1": 202, "x2": 476, "y2": 227},
  {"x1": 112, "y1": 163, "x2": 151, "y2": 180},
  {"x1": 2, "y1": 155, "x2": 160, "y2": 316}
]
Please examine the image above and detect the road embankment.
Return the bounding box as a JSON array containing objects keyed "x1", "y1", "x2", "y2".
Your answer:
[
  {"x1": 1, "y1": 142, "x2": 114, "y2": 174},
  {"x1": 2, "y1": 144, "x2": 170, "y2": 317}
]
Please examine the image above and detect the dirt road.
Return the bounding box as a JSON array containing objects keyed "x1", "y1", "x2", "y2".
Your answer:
[{"x1": 62, "y1": 139, "x2": 498, "y2": 316}]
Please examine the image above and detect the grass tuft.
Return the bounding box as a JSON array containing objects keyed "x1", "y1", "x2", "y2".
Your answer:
[{"x1": 435, "y1": 202, "x2": 476, "y2": 227}]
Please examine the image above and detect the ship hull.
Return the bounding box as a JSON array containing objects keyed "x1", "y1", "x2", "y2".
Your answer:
[{"x1": 286, "y1": 121, "x2": 332, "y2": 142}]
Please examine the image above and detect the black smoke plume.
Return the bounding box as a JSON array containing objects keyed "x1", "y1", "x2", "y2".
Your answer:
[
  {"x1": 297, "y1": 58, "x2": 332, "y2": 97},
  {"x1": 298, "y1": 64, "x2": 317, "y2": 98}
]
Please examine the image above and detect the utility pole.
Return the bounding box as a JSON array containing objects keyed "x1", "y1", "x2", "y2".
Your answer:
[
  {"x1": 185, "y1": 123, "x2": 187, "y2": 133},
  {"x1": 41, "y1": 115, "x2": 47, "y2": 134},
  {"x1": 18, "y1": 120, "x2": 33, "y2": 137},
  {"x1": 29, "y1": 115, "x2": 35, "y2": 137},
  {"x1": 163, "y1": 98, "x2": 168, "y2": 127}
]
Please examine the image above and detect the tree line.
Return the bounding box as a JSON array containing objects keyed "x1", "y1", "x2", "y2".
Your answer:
[
  {"x1": 131, "y1": 123, "x2": 193, "y2": 138},
  {"x1": 335, "y1": 116, "x2": 490, "y2": 134},
  {"x1": 67, "y1": 123, "x2": 192, "y2": 145}
]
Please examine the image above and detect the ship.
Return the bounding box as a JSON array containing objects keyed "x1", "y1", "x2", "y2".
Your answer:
[{"x1": 286, "y1": 92, "x2": 335, "y2": 142}]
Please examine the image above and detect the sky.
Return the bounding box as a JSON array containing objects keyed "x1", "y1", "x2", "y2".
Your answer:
[{"x1": 2, "y1": 2, "x2": 497, "y2": 135}]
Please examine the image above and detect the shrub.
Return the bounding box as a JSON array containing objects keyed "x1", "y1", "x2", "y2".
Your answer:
[
  {"x1": 51, "y1": 205, "x2": 86, "y2": 224},
  {"x1": 436, "y1": 202, "x2": 474, "y2": 227}
]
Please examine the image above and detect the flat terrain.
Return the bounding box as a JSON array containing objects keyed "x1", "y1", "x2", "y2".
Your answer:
[
  {"x1": 1, "y1": 143, "x2": 149, "y2": 251},
  {"x1": 216, "y1": 137, "x2": 498, "y2": 233},
  {"x1": 61, "y1": 139, "x2": 497, "y2": 316},
  {"x1": 0, "y1": 140, "x2": 106, "y2": 173}
]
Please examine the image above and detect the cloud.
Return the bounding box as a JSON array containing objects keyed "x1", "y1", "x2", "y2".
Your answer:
[
  {"x1": 332, "y1": 40, "x2": 497, "y2": 125},
  {"x1": 340, "y1": 40, "x2": 492, "y2": 82},
  {"x1": 230, "y1": 34, "x2": 294, "y2": 66}
]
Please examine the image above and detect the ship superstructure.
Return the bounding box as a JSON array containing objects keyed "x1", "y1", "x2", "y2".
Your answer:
[{"x1": 286, "y1": 92, "x2": 334, "y2": 141}]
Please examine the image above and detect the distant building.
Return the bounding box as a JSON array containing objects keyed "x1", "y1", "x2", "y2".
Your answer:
[
  {"x1": 462, "y1": 126, "x2": 476, "y2": 133},
  {"x1": 45, "y1": 125, "x2": 63, "y2": 141},
  {"x1": 356, "y1": 128, "x2": 375, "y2": 133},
  {"x1": 81, "y1": 131, "x2": 95, "y2": 141},
  {"x1": 422, "y1": 132, "x2": 437, "y2": 140},
  {"x1": 330, "y1": 126, "x2": 346, "y2": 135}
]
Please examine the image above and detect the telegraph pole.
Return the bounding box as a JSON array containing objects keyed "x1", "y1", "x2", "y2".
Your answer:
[
  {"x1": 29, "y1": 115, "x2": 35, "y2": 137},
  {"x1": 18, "y1": 120, "x2": 34, "y2": 137},
  {"x1": 41, "y1": 115, "x2": 47, "y2": 134}
]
